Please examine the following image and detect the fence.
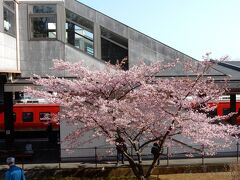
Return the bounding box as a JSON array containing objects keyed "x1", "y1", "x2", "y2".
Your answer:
[{"x1": 1, "y1": 142, "x2": 240, "y2": 169}]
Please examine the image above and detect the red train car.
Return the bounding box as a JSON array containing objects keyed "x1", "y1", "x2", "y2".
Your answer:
[
  {"x1": 0, "y1": 104, "x2": 60, "y2": 132},
  {"x1": 0, "y1": 98, "x2": 239, "y2": 134},
  {"x1": 214, "y1": 101, "x2": 240, "y2": 124}
]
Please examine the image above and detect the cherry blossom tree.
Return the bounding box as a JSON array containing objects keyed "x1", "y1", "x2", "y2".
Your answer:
[{"x1": 26, "y1": 58, "x2": 239, "y2": 180}]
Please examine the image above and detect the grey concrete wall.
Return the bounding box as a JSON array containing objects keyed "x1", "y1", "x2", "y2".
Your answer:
[
  {"x1": 56, "y1": 3, "x2": 66, "y2": 42},
  {"x1": 18, "y1": 0, "x2": 109, "y2": 78},
  {"x1": 128, "y1": 28, "x2": 196, "y2": 69},
  {"x1": 65, "y1": 44, "x2": 106, "y2": 71},
  {"x1": 65, "y1": 0, "x2": 128, "y2": 39},
  {"x1": 18, "y1": 3, "x2": 28, "y2": 42},
  {"x1": 96, "y1": 12, "x2": 129, "y2": 39},
  {"x1": 0, "y1": 0, "x2": 3, "y2": 33},
  {"x1": 17, "y1": 0, "x2": 198, "y2": 77},
  {"x1": 65, "y1": 0, "x2": 96, "y2": 23},
  {"x1": 65, "y1": 0, "x2": 196, "y2": 70},
  {"x1": 17, "y1": 1, "x2": 65, "y2": 77},
  {"x1": 17, "y1": 0, "x2": 198, "y2": 78},
  {"x1": 19, "y1": 40, "x2": 65, "y2": 77}
]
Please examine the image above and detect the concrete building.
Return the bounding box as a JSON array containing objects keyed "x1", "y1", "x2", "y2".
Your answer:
[{"x1": 0, "y1": 0, "x2": 240, "y2": 160}]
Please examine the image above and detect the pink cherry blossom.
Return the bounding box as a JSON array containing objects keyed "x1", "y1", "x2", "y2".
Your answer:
[{"x1": 26, "y1": 58, "x2": 239, "y2": 180}]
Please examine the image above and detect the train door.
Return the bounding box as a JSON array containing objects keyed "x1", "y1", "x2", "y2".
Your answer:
[{"x1": 217, "y1": 102, "x2": 230, "y2": 116}]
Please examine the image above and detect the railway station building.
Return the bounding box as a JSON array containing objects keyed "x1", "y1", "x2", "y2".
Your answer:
[{"x1": 0, "y1": 0, "x2": 240, "y2": 161}]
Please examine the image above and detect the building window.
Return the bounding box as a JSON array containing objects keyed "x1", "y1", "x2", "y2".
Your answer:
[
  {"x1": 66, "y1": 9, "x2": 94, "y2": 56},
  {"x1": 22, "y1": 112, "x2": 33, "y2": 122},
  {"x1": 29, "y1": 5, "x2": 57, "y2": 39},
  {"x1": 3, "y1": 1, "x2": 16, "y2": 36},
  {"x1": 101, "y1": 27, "x2": 128, "y2": 70},
  {"x1": 207, "y1": 108, "x2": 217, "y2": 118}
]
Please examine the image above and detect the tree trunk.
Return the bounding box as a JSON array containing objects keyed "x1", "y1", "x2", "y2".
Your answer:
[{"x1": 136, "y1": 175, "x2": 147, "y2": 180}]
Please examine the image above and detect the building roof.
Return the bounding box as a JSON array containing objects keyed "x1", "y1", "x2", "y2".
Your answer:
[{"x1": 210, "y1": 61, "x2": 240, "y2": 93}]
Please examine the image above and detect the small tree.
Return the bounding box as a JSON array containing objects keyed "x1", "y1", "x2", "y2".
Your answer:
[{"x1": 27, "y1": 58, "x2": 239, "y2": 180}]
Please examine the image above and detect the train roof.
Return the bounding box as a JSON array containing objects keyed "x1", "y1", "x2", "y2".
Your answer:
[{"x1": 13, "y1": 104, "x2": 59, "y2": 107}]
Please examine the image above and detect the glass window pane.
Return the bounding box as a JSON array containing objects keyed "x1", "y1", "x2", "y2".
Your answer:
[
  {"x1": 4, "y1": 8, "x2": 16, "y2": 36},
  {"x1": 22, "y1": 112, "x2": 33, "y2": 122},
  {"x1": 66, "y1": 21, "x2": 94, "y2": 56},
  {"x1": 40, "y1": 112, "x2": 51, "y2": 121},
  {"x1": 31, "y1": 16, "x2": 56, "y2": 39},
  {"x1": 85, "y1": 31, "x2": 93, "y2": 39},
  {"x1": 223, "y1": 108, "x2": 230, "y2": 115},
  {"x1": 84, "y1": 40, "x2": 94, "y2": 56},
  {"x1": 33, "y1": 5, "x2": 56, "y2": 13}
]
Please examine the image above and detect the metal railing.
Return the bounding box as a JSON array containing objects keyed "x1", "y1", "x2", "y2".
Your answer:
[{"x1": 0, "y1": 143, "x2": 240, "y2": 169}]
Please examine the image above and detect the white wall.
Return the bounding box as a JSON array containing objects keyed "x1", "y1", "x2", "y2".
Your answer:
[{"x1": 0, "y1": 32, "x2": 18, "y2": 72}]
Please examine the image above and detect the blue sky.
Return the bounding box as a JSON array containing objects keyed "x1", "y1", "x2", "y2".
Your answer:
[{"x1": 78, "y1": 0, "x2": 240, "y2": 61}]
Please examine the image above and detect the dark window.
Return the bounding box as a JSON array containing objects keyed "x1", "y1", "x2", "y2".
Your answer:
[
  {"x1": 223, "y1": 108, "x2": 230, "y2": 115},
  {"x1": 33, "y1": 5, "x2": 56, "y2": 13},
  {"x1": 22, "y1": 112, "x2": 33, "y2": 122},
  {"x1": 66, "y1": 9, "x2": 94, "y2": 56},
  {"x1": 207, "y1": 108, "x2": 217, "y2": 118},
  {"x1": 29, "y1": 5, "x2": 57, "y2": 39},
  {"x1": 3, "y1": 1, "x2": 16, "y2": 36},
  {"x1": 26, "y1": 100, "x2": 39, "y2": 103},
  {"x1": 101, "y1": 27, "x2": 128, "y2": 70},
  {"x1": 39, "y1": 112, "x2": 51, "y2": 121},
  {"x1": 31, "y1": 16, "x2": 56, "y2": 39}
]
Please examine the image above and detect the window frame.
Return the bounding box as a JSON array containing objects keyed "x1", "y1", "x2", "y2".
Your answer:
[
  {"x1": 65, "y1": 9, "x2": 94, "y2": 56},
  {"x1": 3, "y1": 1, "x2": 16, "y2": 37},
  {"x1": 66, "y1": 19, "x2": 94, "y2": 42},
  {"x1": 65, "y1": 20, "x2": 94, "y2": 56},
  {"x1": 28, "y1": 4, "x2": 57, "y2": 40},
  {"x1": 100, "y1": 27, "x2": 128, "y2": 70}
]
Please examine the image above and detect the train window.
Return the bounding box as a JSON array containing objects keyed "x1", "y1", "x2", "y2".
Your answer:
[
  {"x1": 27, "y1": 100, "x2": 39, "y2": 103},
  {"x1": 207, "y1": 109, "x2": 217, "y2": 118},
  {"x1": 13, "y1": 112, "x2": 16, "y2": 122},
  {"x1": 22, "y1": 112, "x2": 33, "y2": 122},
  {"x1": 40, "y1": 112, "x2": 51, "y2": 121},
  {"x1": 223, "y1": 108, "x2": 230, "y2": 115}
]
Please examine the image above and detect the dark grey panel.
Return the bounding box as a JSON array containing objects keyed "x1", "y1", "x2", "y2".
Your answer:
[
  {"x1": 65, "y1": 0, "x2": 96, "y2": 22},
  {"x1": 96, "y1": 12, "x2": 128, "y2": 39}
]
